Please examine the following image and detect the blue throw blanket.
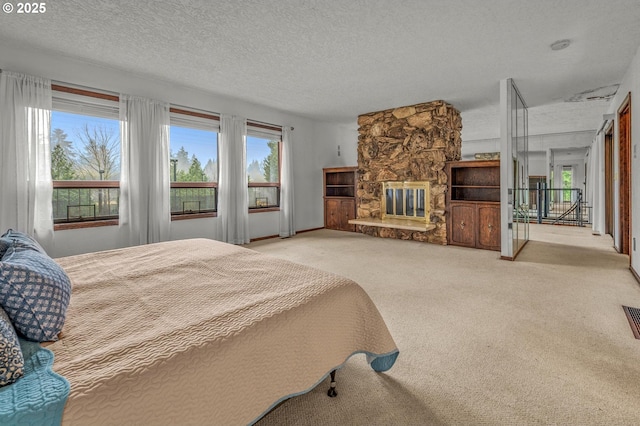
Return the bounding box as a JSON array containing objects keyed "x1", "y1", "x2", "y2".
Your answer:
[{"x1": 0, "y1": 339, "x2": 69, "y2": 426}]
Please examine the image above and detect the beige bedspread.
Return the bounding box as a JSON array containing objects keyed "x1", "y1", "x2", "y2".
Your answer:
[{"x1": 50, "y1": 238, "x2": 398, "y2": 425}]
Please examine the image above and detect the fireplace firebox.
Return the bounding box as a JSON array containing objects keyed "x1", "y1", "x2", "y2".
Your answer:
[{"x1": 382, "y1": 181, "x2": 430, "y2": 224}]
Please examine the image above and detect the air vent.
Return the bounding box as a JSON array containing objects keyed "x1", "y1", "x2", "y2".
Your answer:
[{"x1": 622, "y1": 306, "x2": 640, "y2": 339}]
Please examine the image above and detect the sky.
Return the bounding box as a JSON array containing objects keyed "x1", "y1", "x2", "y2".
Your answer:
[{"x1": 51, "y1": 111, "x2": 273, "y2": 171}]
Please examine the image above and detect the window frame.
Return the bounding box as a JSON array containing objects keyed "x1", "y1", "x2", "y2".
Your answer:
[
  {"x1": 51, "y1": 84, "x2": 121, "y2": 231},
  {"x1": 169, "y1": 107, "x2": 220, "y2": 220},
  {"x1": 246, "y1": 121, "x2": 283, "y2": 213}
]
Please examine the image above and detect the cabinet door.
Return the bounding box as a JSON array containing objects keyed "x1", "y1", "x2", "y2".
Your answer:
[
  {"x1": 339, "y1": 199, "x2": 356, "y2": 231},
  {"x1": 450, "y1": 204, "x2": 476, "y2": 247},
  {"x1": 477, "y1": 204, "x2": 500, "y2": 250},
  {"x1": 325, "y1": 199, "x2": 341, "y2": 230}
]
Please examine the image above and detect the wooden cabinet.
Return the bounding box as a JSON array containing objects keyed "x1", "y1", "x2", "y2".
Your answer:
[
  {"x1": 477, "y1": 203, "x2": 500, "y2": 250},
  {"x1": 449, "y1": 203, "x2": 476, "y2": 247},
  {"x1": 324, "y1": 167, "x2": 357, "y2": 232},
  {"x1": 446, "y1": 160, "x2": 500, "y2": 251},
  {"x1": 325, "y1": 198, "x2": 356, "y2": 231}
]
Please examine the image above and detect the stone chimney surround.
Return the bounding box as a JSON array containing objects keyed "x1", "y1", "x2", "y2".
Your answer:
[{"x1": 352, "y1": 100, "x2": 462, "y2": 244}]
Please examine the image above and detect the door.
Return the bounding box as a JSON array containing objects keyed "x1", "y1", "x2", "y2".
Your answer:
[
  {"x1": 477, "y1": 204, "x2": 501, "y2": 250},
  {"x1": 618, "y1": 94, "x2": 631, "y2": 256},
  {"x1": 450, "y1": 203, "x2": 476, "y2": 247}
]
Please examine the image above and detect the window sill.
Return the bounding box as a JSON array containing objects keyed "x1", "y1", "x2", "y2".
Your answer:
[
  {"x1": 171, "y1": 212, "x2": 217, "y2": 221},
  {"x1": 54, "y1": 219, "x2": 119, "y2": 231},
  {"x1": 249, "y1": 207, "x2": 280, "y2": 214}
]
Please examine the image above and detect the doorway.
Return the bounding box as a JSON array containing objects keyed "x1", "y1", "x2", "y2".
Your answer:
[
  {"x1": 604, "y1": 122, "x2": 614, "y2": 237},
  {"x1": 618, "y1": 93, "x2": 631, "y2": 258}
]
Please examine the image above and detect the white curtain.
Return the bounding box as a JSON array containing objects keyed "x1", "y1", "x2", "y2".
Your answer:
[
  {"x1": 279, "y1": 126, "x2": 295, "y2": 237},
  {"x1": 119, "y1": 95, "x2": 170, "y2": 246},
  {"x1": 218, "y1": 114, "x2": 249, "y2": 244},
  {"x1": 0, "y1": 71, "x2": 53, "y2": 249}
]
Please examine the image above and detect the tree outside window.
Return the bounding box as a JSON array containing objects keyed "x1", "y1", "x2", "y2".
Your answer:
[
  {"x1": 247, "y1": 135, "x2": 280, "y2": 209},
  {"x1": 169, "y1": 125, "x2": 218, "y2": 215},
  {"x1": 50, "y1": 110, "x2": 120, "y2": 222}
]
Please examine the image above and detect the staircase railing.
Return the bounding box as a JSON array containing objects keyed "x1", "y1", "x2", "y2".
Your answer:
[{"x1": 526, "y1": 185, "x2": 589, "y2": 226}]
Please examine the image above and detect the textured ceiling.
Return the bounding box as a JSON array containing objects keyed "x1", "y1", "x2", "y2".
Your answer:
[{"x1": 1, "y1": 0, "x2": 639, "y2": 139}]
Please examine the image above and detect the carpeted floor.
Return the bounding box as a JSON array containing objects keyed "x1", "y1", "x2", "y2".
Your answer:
[{"x1": 249, "y1": 224, "x2": 640, "y2": 425}]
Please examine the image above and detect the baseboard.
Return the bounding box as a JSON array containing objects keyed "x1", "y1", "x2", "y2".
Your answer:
[
  {"x1": 249, "y1": 227, "x2": 324, "y2": 243},
  {"x1": 296, "y1": 227, "x2": 325, "y2": 234},
  {"x1": 631, "y1": 265, "x2": 640, "y2": 285},
  {"x1": 250, "y1": 234, "x2": 279, "y2": 242}
]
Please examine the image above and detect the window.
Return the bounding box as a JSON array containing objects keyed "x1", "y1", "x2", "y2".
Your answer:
[
  {"x1": 246, "y1": 124, "x2": 281, "y2": 210},
  {"x1": 562, "y1": 165, "x2": 573, "y2": 202},
  {"x1": 51, "y1": 85, "x2": 120, "y2": 228},
  {"x1": 169, "y1": 108, "x2": 219, "y2": 219}
]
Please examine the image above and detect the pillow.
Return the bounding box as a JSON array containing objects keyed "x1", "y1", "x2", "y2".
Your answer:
[
  {"x1": 1, "y1": 229, "x2": 47, "y2": 255},
  {"x1": 0, "y1": 244, "x2": 71, "y2": 342},
  {"x1": 0, "y1": 306, "x2": 24, "y2": 386},
  {"x1": 0, "y1": 238, "x2": 10, "y2": 259}
]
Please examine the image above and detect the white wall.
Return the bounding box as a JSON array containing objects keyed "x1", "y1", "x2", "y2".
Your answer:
[
  {"x1": 464, "y1": 132, "x2": 591, "y2": 206},
  {"x1": 0, "y1": 43, "x2": 348, "y2": 257},
  {"x1": 602, "y1": 43, "x2": 640, "y2": 270},
  {"x1": 313, "y1": 121, "x2": 359, "y2": 168},
  {"x1": 528, "y1": 152, "x2": 547, "y2": 177},
  {"x1": 463, "y1": 131, "x2": 594, "y2": 160}
]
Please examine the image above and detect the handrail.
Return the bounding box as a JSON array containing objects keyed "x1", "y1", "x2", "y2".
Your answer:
[{"x1": 520, "y1": 187, "x2": 588, "y2": 226}]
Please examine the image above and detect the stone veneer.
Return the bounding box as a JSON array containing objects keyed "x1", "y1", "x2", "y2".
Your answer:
[{"x1": 356, "y1": 100, "x2": 462, "y2": 244}]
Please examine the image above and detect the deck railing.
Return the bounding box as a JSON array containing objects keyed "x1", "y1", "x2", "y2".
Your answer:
[
  {"x1": 53, "y1": 181, "x2": 218, "y2": 223},
  {"x1": 52, "y1": 181, "x2": 119, "y2": 223}
]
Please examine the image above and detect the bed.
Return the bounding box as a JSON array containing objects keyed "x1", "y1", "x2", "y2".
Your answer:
[{"x1": 1, "y1": 237, "x2": 399, "y2": 425}]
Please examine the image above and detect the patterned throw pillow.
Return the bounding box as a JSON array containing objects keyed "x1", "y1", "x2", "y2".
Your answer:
[
  {"x1": 0, "y1": 238, "x2": 10, "y2": 258},
  {"x1": 0, "y1": 245, "x2": 71, "y2": 342},
  {"x1": 0, "y1": 229, "x2": 47, "y2": 255},
  {"x1": 0, "y1": 306, "x2": 24, "y2": 386}
]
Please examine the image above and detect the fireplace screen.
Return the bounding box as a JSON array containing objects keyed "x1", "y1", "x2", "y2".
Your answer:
[{"x1": 382, "y1": 181, "x2": 430, "y2": 223}]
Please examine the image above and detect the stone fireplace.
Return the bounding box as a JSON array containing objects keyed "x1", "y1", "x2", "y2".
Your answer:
[{"x1": 350, "y1": 100, "x2": 462, "y2": 244}]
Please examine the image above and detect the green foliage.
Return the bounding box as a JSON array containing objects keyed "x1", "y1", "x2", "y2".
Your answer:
[
  {"x1": 170, "y1": 147, "x2": 213, "y2": 182},
  {"x1": 261, "y1": 140, "x2": 279, "y2": 182},
  {"x1": 187, "y1": 155, "x2": 207, "y2": 182},
  {"x1": 51, "y1": 144, "x2": 76, "y2": 180},
  {"x1": 562, "y1": 169, "x2": 572, "y2": 201}
]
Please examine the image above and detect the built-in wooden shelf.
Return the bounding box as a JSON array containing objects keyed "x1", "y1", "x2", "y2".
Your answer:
[
  {"x1": 446, "y1": 160, "x2": 501, "y2": 251},
  {"x1": 348, "y1": 217, "x2": 436, "y2": 232},
  {"x1": 324, "y1": 167, "x2": 357, "y2": 231}
]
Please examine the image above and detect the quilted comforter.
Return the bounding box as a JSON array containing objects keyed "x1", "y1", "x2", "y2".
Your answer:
[{"x1": 48, "y1": 238, "x2": 398, "y2": 425}]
